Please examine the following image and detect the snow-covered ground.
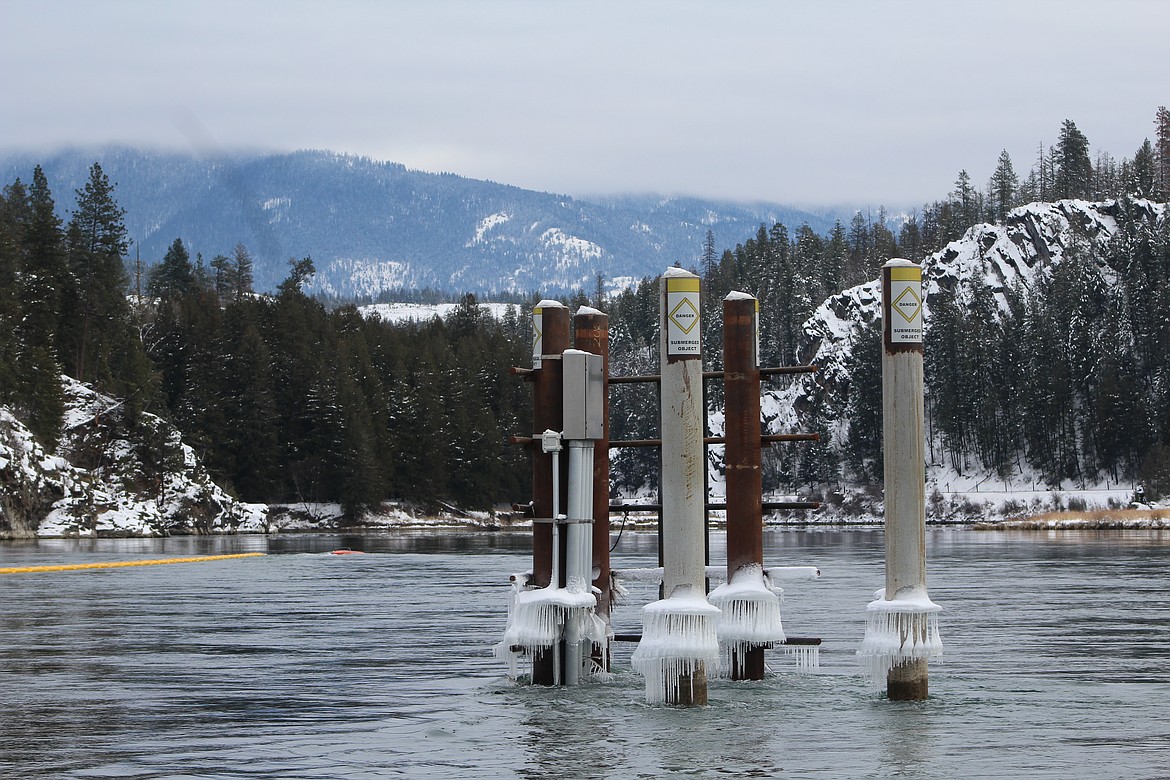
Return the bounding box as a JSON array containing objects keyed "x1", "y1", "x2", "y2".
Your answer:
[{"x1": 358, "y1": 301, "x2": 521, "y2": 323}]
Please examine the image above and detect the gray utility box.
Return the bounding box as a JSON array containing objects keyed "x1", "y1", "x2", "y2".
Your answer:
[{"x1": 562, "y1": 349, "x2": 604, "y2": 440}]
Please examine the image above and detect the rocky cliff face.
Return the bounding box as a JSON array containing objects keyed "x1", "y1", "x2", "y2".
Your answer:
[
  {"x1": 797, "y1": 198, "x2": 1167, "y2": 424},
  {"x1": 0, "y1": 408, "x2": 75, "y2": 538},
  {"x1": 0, "y1": 378, "x2": 266, "y2": 538}
]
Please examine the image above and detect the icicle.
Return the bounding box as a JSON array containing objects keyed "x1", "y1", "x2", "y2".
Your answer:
[
  {"x1": 495, "y1": 581, "x2": 602, "y2": 682},
  {"x1": 708, "y1": 564, "x2": 786, "y2": 678},
  {"x1": 857, "y1": 586, "x2": 943, "y2": 690},
  {"x1": 782, "y1": 644, "x2": 820, "y2": 669},
  {"x1": 631, "y1": 587, "x2": 721, "y2": 704}
]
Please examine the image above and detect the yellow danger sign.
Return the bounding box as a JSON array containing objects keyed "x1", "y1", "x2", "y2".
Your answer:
[
  {"x1": 887, "y1": 264, "x2": 923, "y2": 343},
  {"x1": 666, "y1": 275, "x2": 701, "y2": 356}
]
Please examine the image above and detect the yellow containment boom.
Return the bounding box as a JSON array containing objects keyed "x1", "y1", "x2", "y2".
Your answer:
[{"x1": 0, "y1": 552, "x2": 264, "y2": 574}]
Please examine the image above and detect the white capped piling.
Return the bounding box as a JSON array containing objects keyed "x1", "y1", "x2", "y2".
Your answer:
[
  {"x1": 632, "y1": 267, "x2": 718, "y2": 706},
  {"x1": 858, "y1": 258, "x2": 942, "y2": 700},
  {"x1": 658, "y1": 268, "x2": 706, "y2": 596}
]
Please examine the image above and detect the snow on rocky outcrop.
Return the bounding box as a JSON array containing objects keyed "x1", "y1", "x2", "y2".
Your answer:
[
  {"x1": 786, "y1": 197, "x2": 1168, "y2": 501},
  {"x1": 0, "y1": 377, "x2": 266, "y2": 538},
  {"x1": 799, "y1": 199, "x2": 1167, "y2": 409},
  {"x1": 0, "y1": 407, "x2": 80, "y2": 538}
]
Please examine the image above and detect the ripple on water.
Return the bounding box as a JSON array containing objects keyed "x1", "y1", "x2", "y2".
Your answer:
[{"x1": 0, "y1": 530, "x2": 1167, "y2": 779}]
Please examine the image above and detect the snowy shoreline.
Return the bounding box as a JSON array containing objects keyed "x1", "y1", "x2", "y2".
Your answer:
[{"x1": 25, "y1": 501, "x2": 1169, "y2": 539}]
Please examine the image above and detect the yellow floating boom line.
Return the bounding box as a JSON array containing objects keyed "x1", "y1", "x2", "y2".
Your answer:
[{"x1": 0, "y1": 552, "x2": 264, "y2": 574}]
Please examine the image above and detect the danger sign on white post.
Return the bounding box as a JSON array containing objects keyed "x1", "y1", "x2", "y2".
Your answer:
[
  {"x1": 887, "y1": 265, "x2": 923, "y2": 344},
  {"x1": 665, "y1": 274, "x2": 701, "y2": 356}
]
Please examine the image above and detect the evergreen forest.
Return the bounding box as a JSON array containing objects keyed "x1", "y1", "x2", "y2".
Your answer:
[{"x1": 2, "y1": 109, "x2": 1169, "y2": 519}]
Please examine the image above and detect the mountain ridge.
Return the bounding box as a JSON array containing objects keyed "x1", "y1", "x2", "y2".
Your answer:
[{"x1": 0, "y1": 147, "x2": 844, "y2": 297}]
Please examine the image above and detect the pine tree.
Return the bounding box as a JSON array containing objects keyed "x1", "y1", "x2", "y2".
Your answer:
[
  {"x1": 820, "y1": 220, "x2": 847, "y2": 298},
  {"x1": 1054, "y1": 119, "x2": 1093, "y2": 200},
  {"x1": 232, "y1": 242, "x2": 254, "y2": 300},
  {"x1": 950, "y1": 170, "x2": 981, "y2": 233},
  {"x1": 2, "y1": 169, "x2": 67, "y2": 445},
  {"x1": 16, "y1": 345, "x2": 65, "y2": 446},
  {"x1": 844, "y1": 322, "x2": 883, "y2": 483},
  {"x1": 219, "y1": 302, "x2": 280, "y2": 499},
  {"x1": 1154, "y1": 106, "x2": 1170, "y2": 200},
  {"x1": 924, "y1": 289, "x2": 967, "y2": 470},
  {"x1": 334, "y1": 340, "x2": 385, "y2": 520},
  {"x1": 988, "y1": 150, "x2": 1019, "y2": 223},
  {"x1": 19, "y1": 167, "x2": 68, "y2": 352},
  {"x1": 702, "y1": 229, "x2": 718, "y2": 279},
  {"x1": 1093, "y1": 150, "x2": 1121, "y2": 198},
  {"x1": 870, "y1": 207, "x2": 898, "y2": 265},
  {"x1": 277, "y1": 255, "x2": 315, "y2": 297},
  {"x1": 0, "y1": 181, "x2": 27, "y2": 414},
  {"x1": 61, "y1": 163, "x2": 132, "y2": 386},
  {"x1": 209, "y1": 253, "x2": 234, "y2": 301},
  {"x1": 148, "y1": 237, "x2": 197, "y2": 299},
  {"x1": 898, "y1": 212, "x2": 923, "y2": 262},
  {"x1": 1130, "y1": 139, "x2": 1157, "y2": 198},
  {"x1": 844, "y1": 211, "x2": 872, "y2": 287}
]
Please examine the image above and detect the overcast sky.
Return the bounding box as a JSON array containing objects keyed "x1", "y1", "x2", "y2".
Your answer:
[{"x1": 2, "y1": 0, "x2": 1167, "y2": 206}]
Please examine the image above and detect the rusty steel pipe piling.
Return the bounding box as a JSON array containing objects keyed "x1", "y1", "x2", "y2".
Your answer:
[
  {"x1": 723, "y1": 293, "x2": 766, "y2": 680},
  {"x1": 530, "y1": 300, "x2": 569, "y2": 685}
]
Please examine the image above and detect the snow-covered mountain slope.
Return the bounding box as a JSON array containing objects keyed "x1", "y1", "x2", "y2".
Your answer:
[{"x1": 0, "y1": 148, "x2": 842, "y2": 298}]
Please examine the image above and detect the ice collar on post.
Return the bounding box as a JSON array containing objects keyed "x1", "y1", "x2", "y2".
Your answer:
[
  {"x1": 708, "y1": 564, "x2": 787, "y2": 677},
  {"x1": 857, "y1": 586, "x2": 943, "y2": 690},
  {"x1": 631, "y1": 585, "x2": 721, "y2": 705},
  {"x1": 495, "y1": 582, "x2": 604, "y2": 682}
]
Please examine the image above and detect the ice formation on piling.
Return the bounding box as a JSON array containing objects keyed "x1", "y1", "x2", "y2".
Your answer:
[
  {"x1": 631, "y1": 586, "x2": 721, "y2": 704},
  {"x1": 495, "y1": 577, "x2": 605, "y2": 681},
  {"x1": 707, "y1": 565, "x2": 786, "y2": 677},
  {"x1": 857, "y1": 586, "x2": 942, "y2": 689},
  {"x1": 783, "y1": 642, "x2": 820, "y2": 670}
]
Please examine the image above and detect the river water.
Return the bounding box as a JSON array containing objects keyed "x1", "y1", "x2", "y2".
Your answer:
[{"x1": 1, "y1": 528, "x2": 1167, "y2": 779}]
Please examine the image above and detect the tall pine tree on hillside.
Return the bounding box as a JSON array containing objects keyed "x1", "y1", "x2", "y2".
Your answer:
[
  {"x1": 60, "y1": 163, "x2": 150, "y2": 405},
  {"x1": 0, "y1": 181, "x2": 26, "y2": 415},
  {"x1": 1155, "y1": 106, "x2": 1170, "y2": 200},
  {"x1": 988, "y1": 150, "x2": 1019, "y2": 223},
  {"x1": 19, "y1": 167, "x2": 68, "y2": 353},
  {"x1": 898, "y1": 212, "x2": 923, "y2": 261},
  {"x1": 14, "y1": 168, "x2": 68, "y2": 444},
  {"x1": 1128, "y1": 140, "x2": 1158, "y2": 198},
  {"x1": 1054, "y1": 119, "x2": 1093, "y2": 200},
  {"x1": 149, "y1": 238, "x2": 197, "y2": 299}
]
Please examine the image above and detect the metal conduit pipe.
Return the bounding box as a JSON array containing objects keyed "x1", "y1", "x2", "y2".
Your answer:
[{"x1": 564, "y1": 439, "x2": 595, "y2": 685}]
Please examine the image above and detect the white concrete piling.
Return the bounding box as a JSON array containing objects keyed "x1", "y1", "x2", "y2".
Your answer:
[
  {"x1": 859, "y1": 258, "x2": 942, "y2": 700},
  {"x1": 632, "y1": 267, "x2": 718, "y2": 706}
]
